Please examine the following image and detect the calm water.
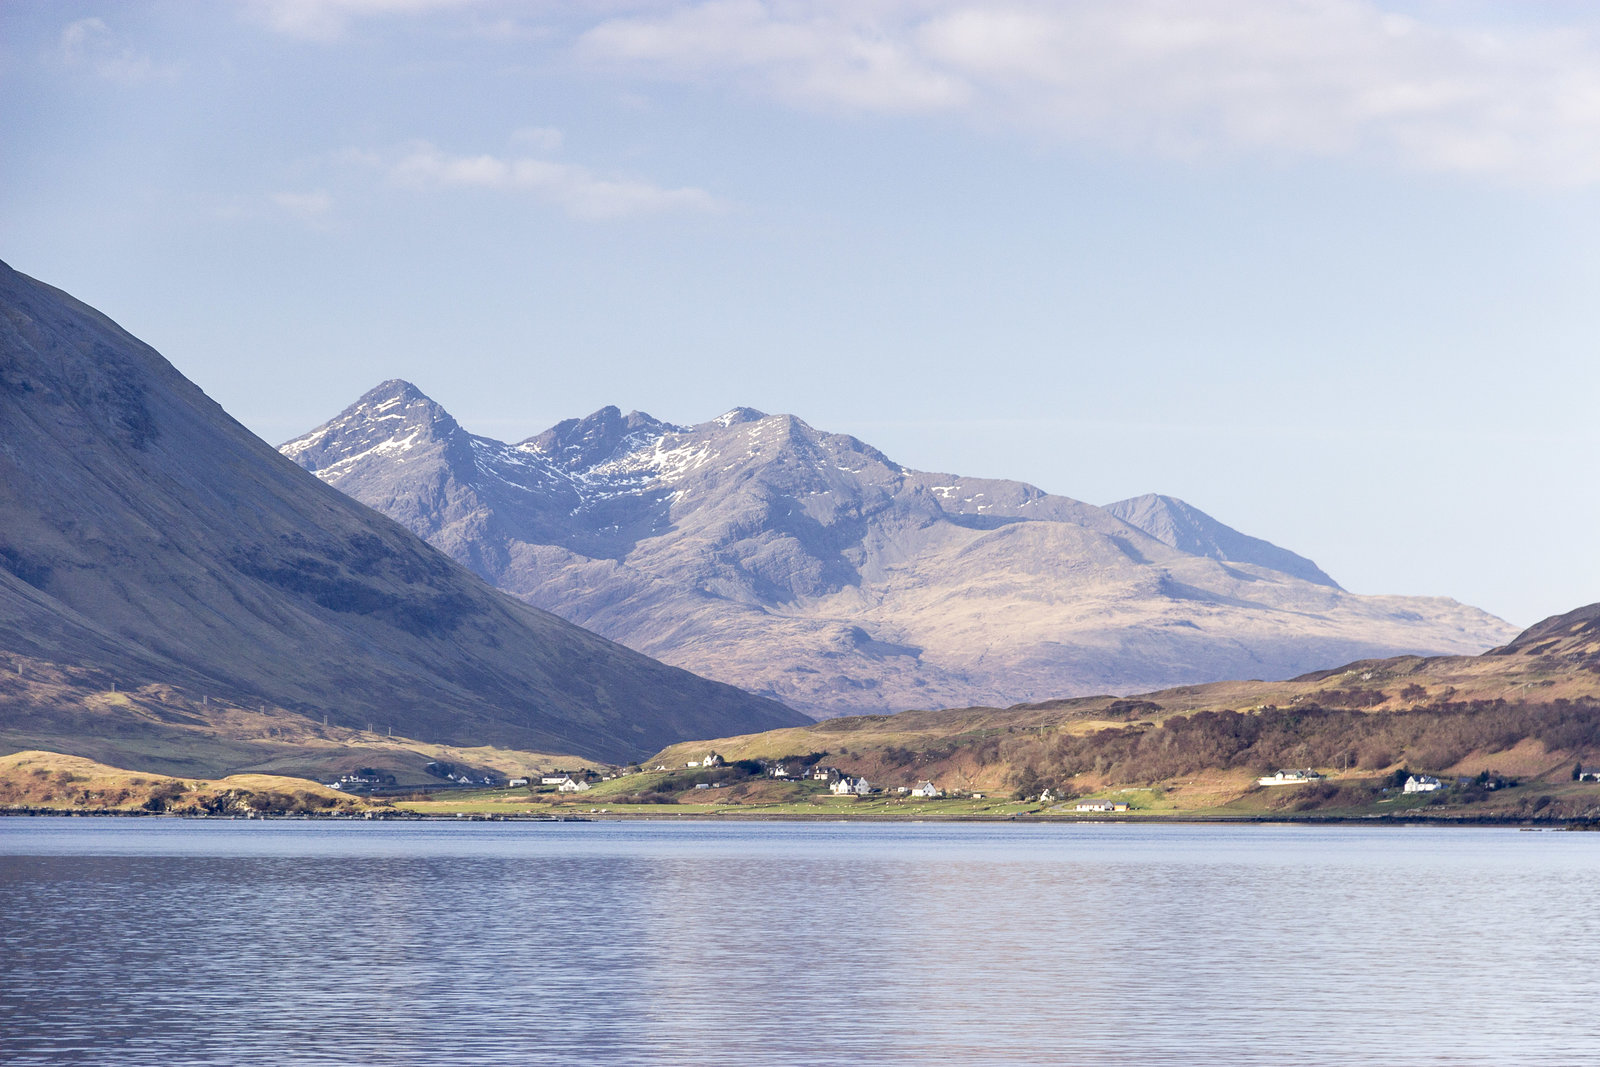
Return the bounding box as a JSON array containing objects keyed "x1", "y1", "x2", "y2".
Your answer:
[{"x1": 2, "y1": 818, "x2": 1597, "y2": 1066}]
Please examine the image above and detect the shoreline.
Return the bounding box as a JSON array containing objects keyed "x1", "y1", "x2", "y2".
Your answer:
[{"x1": 3, "y1": 807, "x2": 1594, "y2": 829}]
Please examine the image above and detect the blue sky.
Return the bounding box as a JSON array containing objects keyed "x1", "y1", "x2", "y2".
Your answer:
[{"x1": 3, "y1": 0, "x2": 1598, "y2": 627}]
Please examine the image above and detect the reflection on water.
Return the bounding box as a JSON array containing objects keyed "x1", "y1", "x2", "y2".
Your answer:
[{"x1": 1, "y1": 819, "x2": 1596, "y2": 1065}]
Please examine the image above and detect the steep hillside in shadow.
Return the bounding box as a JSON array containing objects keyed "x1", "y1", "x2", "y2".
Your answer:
[{"x1": 0, "y1": 262, "x2": 802, "y2": 764}]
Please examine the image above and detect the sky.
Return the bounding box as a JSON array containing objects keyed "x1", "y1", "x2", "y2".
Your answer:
[{"x1": 2, "y1": 0, "x2": 1598, "y2": 628}]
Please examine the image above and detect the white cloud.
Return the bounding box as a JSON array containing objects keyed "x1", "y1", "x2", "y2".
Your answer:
[
  {"x1": 385, "y1": 141, "x2": 725, "y2": 218},
  {"x1": 245, "y1": 0, "x2": 482, "y2": 42},
  {"x1": 58, "y1": 17, "x2": 178, "y2": 84},
  {"x1": 577, "y1": 0, "x2": 1600, "y2": 184},
  {"x1": 582, "y1": 0, "x2": 968, "y2": 113}
]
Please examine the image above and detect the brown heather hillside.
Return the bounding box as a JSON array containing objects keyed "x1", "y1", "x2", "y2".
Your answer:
[
  {"x1": 0, "y1": 750, "x2": 373, "y2": 815},
  {"x1": 643, "y1": 604, "x2": 1600, "y2": 815}
]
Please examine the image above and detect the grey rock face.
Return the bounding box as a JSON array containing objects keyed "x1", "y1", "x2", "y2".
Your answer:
[
  {"x1": 285, "y1": 382, "x2": 1519, "y2": 718},
  {"x1": 0, "y1": 263, "x2": 803, "y2": 763}
]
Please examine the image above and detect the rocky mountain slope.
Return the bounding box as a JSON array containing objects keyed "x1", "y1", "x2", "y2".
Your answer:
[
  {"x1": 284, "y1": 381, "x2": 1517, "y2": 718},
  {"x1": 1104, "y1": 493, "x2": 1340, "y2": 588},
  {"x1": 0, "y1": 262, "x2": 801, "y2": 765}
]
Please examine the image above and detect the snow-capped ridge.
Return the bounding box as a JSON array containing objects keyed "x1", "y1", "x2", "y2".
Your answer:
[
  {"x1": 279, "y1": 379, "x2": 461, "y2": 473},
  {"x1": 706, "y1": 407, "x2": 766, "y2": 429}
]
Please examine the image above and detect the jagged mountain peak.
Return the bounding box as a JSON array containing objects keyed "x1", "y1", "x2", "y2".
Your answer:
[
  {"x1": 340, "y1": 378, "x2": 455, "y2": 427},
  {"x1": 280, "y1": 378, "x2": 462, "y2": 469},
  {"x1": 704, "y1": 406, "x2": 767, "y2": 429},
  {"x1": 523, "y1": 405, "x2": 682, "y2": 471},
  {"x1": 1105, "y1": 492, "x2": 1342, "y2": 590},
  {"x1": 696, "y1": 410, "x2": 904, "y2": 477},
  {"x1": 360, "y1": 377, "x2": 429, "y2": 405}
]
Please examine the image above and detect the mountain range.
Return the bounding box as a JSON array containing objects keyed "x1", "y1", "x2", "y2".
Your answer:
[
  {"x1": 284, "y1": 381, "x2": 1517, "y2": 718},
  {"x1": 0, "y1": 261, "x2": 801, "y2": 766}
]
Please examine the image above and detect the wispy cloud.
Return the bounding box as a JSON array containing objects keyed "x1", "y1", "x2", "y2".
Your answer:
[
  {"x1": 58, "y1": 18, "x2": 178, "y2": 84},
  {"x1": 581, "y1": 1, "x2": 969, "y2": 113},
  {"x1": 577, "y1": 0, "x2": 1600, "y2": 184},
  {"x1": 385, "y1": 140, "x2": 726, "y2": 218},
  {"x1": 244, "y1": 0, "x2": 482, "y2": 42}
]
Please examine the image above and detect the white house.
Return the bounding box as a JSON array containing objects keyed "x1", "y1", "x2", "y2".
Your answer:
[
  {"x1": 507, "y1": 777, "x2": 529, "y2": 787},
  {"x1": 768, "y1": 761, "x2": 793, "y2": 779},
  {"x1": 540, "y1": 775, "x2": 570, "y2": 785},
  {"x1": 1038, "y1": 788, "x2": 1056, "y2": 803},
  {"x1": 910, "y1": 781, "x2": 941, "y2": 799},
  {"x1": 556, "y1": 777, "x2": 591, "y2": 793},
  {"x1": 831, "y1": 776, "x2": 871, "y2": 796},
  {"x1": 1076, "y1": 799, "x2": 1115, "y2": 812},
  {"x1": 702, "y1": 752, "x2": 724, "y2": 767},
  {"x1": 1257, "y1": 769, "x2": 1323, "y2": 787},
  {"x1": 1403, "y1": 775, "x2": 1443, "y2": 793}
]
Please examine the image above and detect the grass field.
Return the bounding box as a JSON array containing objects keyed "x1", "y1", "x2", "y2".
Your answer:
[{"x1": 384, "y1": 770, "x2": 1600, "y2": 823}]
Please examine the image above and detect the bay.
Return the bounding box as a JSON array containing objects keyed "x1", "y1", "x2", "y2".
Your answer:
[{"x1": 2, "y1": 818, "x2": 1596, "y2": 1065}]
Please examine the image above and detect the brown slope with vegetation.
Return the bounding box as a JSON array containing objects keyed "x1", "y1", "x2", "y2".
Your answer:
[
  {"x1": 643, "y1": 603, "x2": 1600, "y2": 816},
  {"x1": 0, "y1": 261, "x2": 802, "y2": 766},
  {"x1": 0, "y1": 750, "x2": 377, "y2": 815}
]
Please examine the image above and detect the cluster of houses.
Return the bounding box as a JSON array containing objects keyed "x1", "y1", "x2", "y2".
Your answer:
[
  {"x1": 1403, "y1": 773, "x2": 1511, "y2": 793},
  {"x1": 326, "y1": 771, "x2": 389, "y2": 792},
  {"x1": 827, "y1": 778, "x2": 943, "y2": 798},
  {"x1": 678, "y1": 753, "x2": 945, "y2": 800},
  {"x1": 1257, "y1": 768, "x2": 1521, "y2": 796},
  {"x1": 682, "y1": 753, "x2": 1166, "y2": 811}
]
